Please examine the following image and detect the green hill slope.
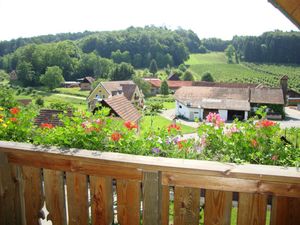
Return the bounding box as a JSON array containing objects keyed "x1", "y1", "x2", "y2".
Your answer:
[{"x1": 186, "y1": 53, "x2": 300, "y2": 92}]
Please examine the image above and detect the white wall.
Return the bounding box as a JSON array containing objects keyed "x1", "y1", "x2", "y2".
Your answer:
[
  {"x1": 176, "y1": 101, "x2": 202, "y2": 120},
  {"x1": 218, "y1": 110, "x2": 228, "y2": 121}
]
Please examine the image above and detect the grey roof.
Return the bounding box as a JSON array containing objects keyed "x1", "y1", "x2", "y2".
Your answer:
[
  {"x1": 250, "y1": 88, "x2": 284, "y2": 105},
  {"x1": 175, "y1": 86, "x2": 284, "y2": 111}
]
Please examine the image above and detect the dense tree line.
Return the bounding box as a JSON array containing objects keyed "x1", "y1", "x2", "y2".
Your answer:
[
  {"x1": 0, "y1": 31, "x2": 96, "y2": 57},
  {"x1": 0, "y1": 41, "x2": 116, "y2": 85},
  {"x1": 232, "y1": 31, "x2": 300, "y2": 64},
  {"x1": 79, "y1": 26, "x2": 199, "y2": 67},
  {"x1": 0, "y1": 26, "x2": 203, "y2": 86},
  {"x1": 202, "y1": 38, "x2": 230, "y2": 52}
]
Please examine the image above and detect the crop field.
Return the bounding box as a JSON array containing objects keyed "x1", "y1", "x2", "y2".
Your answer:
[{"x1": 186, "y1": 53, "x2": 300, "y2": 92}]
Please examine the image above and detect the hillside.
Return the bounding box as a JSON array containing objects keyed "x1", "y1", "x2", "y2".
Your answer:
[{"x1": 186, "y1": 53, "x2": 300, "y2": 92}]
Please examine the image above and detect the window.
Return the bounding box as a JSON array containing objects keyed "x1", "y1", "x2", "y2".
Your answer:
[{"x1": 179, "y1": 105, "x2": 182, "y2": 108}]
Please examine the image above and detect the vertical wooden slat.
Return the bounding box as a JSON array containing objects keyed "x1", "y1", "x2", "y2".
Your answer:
[
  {"x1": 22, "y1": 166, "x2": 43, "y2": 225},
  {"x1": 237, "y1": 193, "x2": 267, "y2": 225},
  {"x1": 162, "y1": 185, "x2": 170, "y2": 225},
  {"x1": 174, "y1": 186, "x2": 200, "y2": 225},
  {"x1": 0, "y1": 153, "x2": 24, "y2": 225},
  {"x1": 204, "y1": 190, "x2": 232, "y2": 225},
  {"x1": 90, "y1": 176, "x2": 113, "y2": 225},
  {"x1": 44, "y1": 169, "x2": 66, "y2": 225},
  {"x1": 142, "y1": 171, "x2": 162, "y2": 225},
  {"x1": 117, "y1": 179, "x2": 140, "y2": 225},
  {"x1": 66, "y1": 172, "x2": 89, "y2": 225},
  {"x1": 270, "y1": 196, "x2": 300, "y2": 225}
]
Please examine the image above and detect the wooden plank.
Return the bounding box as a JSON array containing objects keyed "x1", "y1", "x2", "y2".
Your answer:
[
  {"x1": 237, "y1": 193, "x2": 267, "y2": 225},
  {"x1": 162, "y1": 172, "x2": 300, "y2": 198},
  {"x1": 204, "y1": 190, "x2": 232, "y2": 225},
  {"x1": 2, "y1": 141, "x2": 300, "y2": 185},
  {"x1": 270, "y1": 196, "x2": 300, "y2": 225},
  {"x1": 174, "y1": 186, "x2": 200, "y2": 225},
  {"x1": 90, "y1": 176, "x2": 113, "y2": 225},
  {"x1": 66, "y1": 172, "x2": 89, "y2": 225},
  {"x1": 162, "y1": 185, "x2": 170, "y2": 225},
  {"x1": 22, "y1": 166, "x2": 43, "y2": 225},
  {"x1": 116, "y1": 179, "x2": 140, "y2": 225},
  {"x1": 0, "y1": 153, "x2": 24, "y2": 225},
  {"x1": 142, "y1": 171, "x2": 162, "y2": 225},
  {"x1": 44, "y1": 169, "x2": 66, "y2": 225}
]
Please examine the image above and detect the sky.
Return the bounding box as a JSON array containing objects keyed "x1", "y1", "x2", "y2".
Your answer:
[{"x1": 0, "y1": 0, "x2": 298, "y2": 41}]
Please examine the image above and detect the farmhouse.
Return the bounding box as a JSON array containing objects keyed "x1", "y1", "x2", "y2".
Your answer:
[
  {"x1": 77, "y1": 76, "x2": 95, "y2": 90},
  {"x1": 175, "y1": 86, "x2": 284, "y2": 121},
  {"x1": 87, "y1": 80, "x2": 144, "y2": 111}
]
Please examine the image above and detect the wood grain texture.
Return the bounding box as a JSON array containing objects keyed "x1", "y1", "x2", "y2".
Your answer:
[
  {"x1": 270, "y1": 196, "x2": 300, "y2": 225},
  {"x1": 142, "y1": 171, "x2": 162, "y2": 225},
  {"x1": 22, "y1": 166, "x2": 43, "y2": 225},
  {"x1": 90, "y1": 176, "x2": 113, "y2": 225},
  {"x1": 0, "y1": 153, "x2": 23, "y2": 225},
  {"x1": 44, "y1": 169, "x2": 66, "y2": 225},
  {"x1": 1, "y1": 141, "x2": 300, "y2": 185},
  {"x1": 66, "y1": 172, "x2": 89, "y2": 225},
  {"x1": 116, "y1": 179, "x2": 140, "y2": 225},
  {"x1": 174, "y1": 186, "x2": 200, "y2": 225},
  {"x1": 237, "y1": 193, "x2": 267, "y2": 225},
  {"x1": 162, "y1": 172, "x2": 300, "y2": 198},
  {"x1": 162, "y1": 185, "x2": 170, "y2": 225},
  {"x1": 204, "y1": 190, "x2": 232, "y2": 225}
]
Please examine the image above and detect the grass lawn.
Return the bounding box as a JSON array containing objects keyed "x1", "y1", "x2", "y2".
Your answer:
[
  {"x1": 55, "y1": 87, "x2": 90, "y2": 97},
  {"x1": 140, "y1": 115, "x2": 196, "y2": 134},
  {"x1": 163, "y1": 101, "x2": 175, "y2": 109}
]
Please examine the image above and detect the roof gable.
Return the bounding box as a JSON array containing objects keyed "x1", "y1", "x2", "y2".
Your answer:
[{"x1": 102, "y1": 95, "x2": 141, "y2": 122}]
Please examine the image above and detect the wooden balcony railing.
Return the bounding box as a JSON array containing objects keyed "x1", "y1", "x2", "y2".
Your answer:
[{"x1": 0, "y1": 141, "x2": 300, "y2": 225}]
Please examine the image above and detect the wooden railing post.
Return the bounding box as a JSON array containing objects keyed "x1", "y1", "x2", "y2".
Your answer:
[
  {"x1": 142, "y1": 171, "x2": 162, "y2": 225},
  {"x1": 0, "y1": 152, "x2": 24, "y2": 225}
]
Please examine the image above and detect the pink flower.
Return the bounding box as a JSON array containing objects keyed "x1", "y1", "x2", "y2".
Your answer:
[
  {"x1": 271, "y1": 155, "x2": 278, "y2": 161},
  {"x1": 206, "y1": 112, "x2": 224, "y2": 127}
]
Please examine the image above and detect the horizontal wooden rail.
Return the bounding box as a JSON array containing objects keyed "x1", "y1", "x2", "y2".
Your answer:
[{"x1": 0, "y1": 141, "x2": 300, "y2": 225}]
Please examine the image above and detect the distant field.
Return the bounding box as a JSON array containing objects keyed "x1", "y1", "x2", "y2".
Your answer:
[{"x1": 186, "y1": 53, "x2": 300, "y2": 92}]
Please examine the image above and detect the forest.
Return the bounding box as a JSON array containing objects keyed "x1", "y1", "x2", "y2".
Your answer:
[
  {"x1": 0, "y1": 26, "x2": 202, "y2": 86},
  {"x1": 0, "y1": 27, "x2": 299, "y2": 88}
]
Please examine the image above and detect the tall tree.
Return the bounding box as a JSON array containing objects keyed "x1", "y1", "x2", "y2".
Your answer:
[
  {"x1": 160, "y1": 80, "x2": 169, "y2": 95},
  {"x1": 40, "y1": 66, "x2": 64, "y2": 90},
  {"x1": 225, "y1": 44, "x2": 236, "y2": 64},
  {"x1": 110, "y1": 63, "x2": 134, "y2": 81},
  {"x1": 16, "y1": 61, "x2": 36, "y2": 86},
  {"x1": 149, "y1": 59, "x2": 158, "y2": 76}
]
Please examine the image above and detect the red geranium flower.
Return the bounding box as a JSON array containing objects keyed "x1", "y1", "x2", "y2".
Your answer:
[
  {"x1": 10, "y1": 107, "x2": 20, "y2": 115},
  {"x1": 111, "y1": 132, "x2": 122, "y2": 141},
  {"x1": 124, "y1": 121, "x2": 138, "y2": 130},
  {"x1": 256, "y1": 120, "x2": 276, "y2": 128},
  {"x1": 40, "y1": 123, "x2": 54, "y2": 129},
  {"x1": 168, "y1": 124, "x2": 181, "y2": 132},
  {"x1": 9, "y1": 117, "x2": 17, "y2": 122}
]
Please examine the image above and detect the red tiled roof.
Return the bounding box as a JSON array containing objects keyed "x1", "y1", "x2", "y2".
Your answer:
[
  {"x1": 34, "y1": 109, "x2": 72, "y2": 127},
  {"x1": 144, "y1": 79, "x2": 193, "y2": 89},
  {"x1": 102, "y1": 95, "x2": 141, "y2": 123}
]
